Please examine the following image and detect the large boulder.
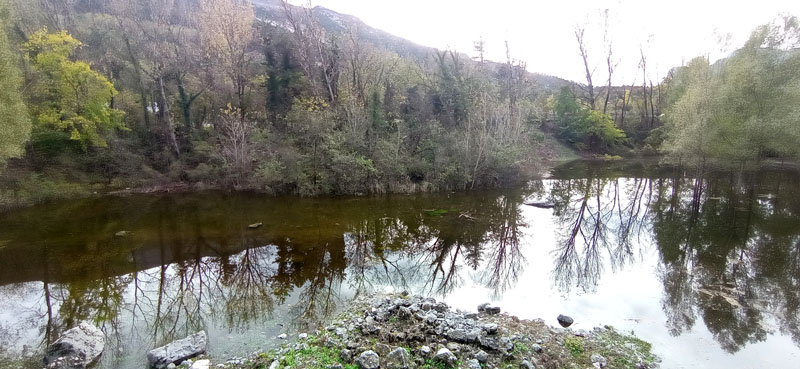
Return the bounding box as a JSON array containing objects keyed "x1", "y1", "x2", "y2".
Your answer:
[
  {"x1": 147, "y1": 331, "x2": 208, "y2": 369},
  {"x1": 44, "y1": 322, "x2": 105, "y2": 369}
]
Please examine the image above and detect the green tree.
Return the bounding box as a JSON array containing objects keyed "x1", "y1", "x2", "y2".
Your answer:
[
  {"x1": 662, "y1": 16, "x2": 800, "y2": 168},
  {"x1": 554, "y1": 87, "x2": 625, "y2": 152},
  {"x1": 23, "y1": 30, "x2": 125, "y2": 152},
  {"x1": 0, "y1": 0, "x2": 30, "y2": 165}
]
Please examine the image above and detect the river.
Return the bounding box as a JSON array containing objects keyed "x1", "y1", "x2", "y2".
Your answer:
[{"x1": 0, "y1": 160, "x2": 798, "y2": 368}]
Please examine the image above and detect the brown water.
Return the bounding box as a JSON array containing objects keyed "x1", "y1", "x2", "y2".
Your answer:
[{"x1": 0, "y1": 160, "x2": 798, "y2": 368}]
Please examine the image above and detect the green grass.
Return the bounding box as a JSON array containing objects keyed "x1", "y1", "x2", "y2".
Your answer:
[
  {"x1": 563, "y1": 337, "x2": 585, "y2": 358},
  {"x1": 275, "y1": 341, "x2": 358, "y2": 369}
]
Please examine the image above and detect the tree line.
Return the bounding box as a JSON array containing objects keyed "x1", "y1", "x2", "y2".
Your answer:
[{"x1": 0, "y1": 0, "x2": 797, "y2": 206}]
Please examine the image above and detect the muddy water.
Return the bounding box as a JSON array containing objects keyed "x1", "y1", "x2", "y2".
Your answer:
[{"x1": 0, "y1": 160, "x2": 798, "y2": 368}]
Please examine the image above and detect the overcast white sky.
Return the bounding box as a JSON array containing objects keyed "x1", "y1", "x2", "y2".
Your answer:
[{"x1": 290, "y1": 0, "x2": 800, "y2": 83}]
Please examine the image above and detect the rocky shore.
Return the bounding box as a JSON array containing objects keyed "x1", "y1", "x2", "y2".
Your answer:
[
  {"x1": 43, "y1": 293, "x2": 659, "y2": 369},
  {"x1": 169, "y1": 293, "x2": 658, "y2": 369}
]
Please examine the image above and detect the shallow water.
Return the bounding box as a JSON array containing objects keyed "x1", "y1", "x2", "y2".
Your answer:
[{"x1": 1, "y1": 160, "x2": 799, "y2": 368}]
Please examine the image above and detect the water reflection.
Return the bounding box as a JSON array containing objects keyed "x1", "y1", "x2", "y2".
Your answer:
[{"x1": 0, "y1": 161, "x2": 799, "y2": 367}]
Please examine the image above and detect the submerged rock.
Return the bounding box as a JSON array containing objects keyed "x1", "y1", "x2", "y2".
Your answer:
[
  {"x1": 557, "y1": 315, "x2": 574, "y2": 328},
  {"x1": 44, "y1": 322, "x2": 105, "y2": 369},
  {"x1": 146, "y1": 331, "x2": 208, "y2": 369},
  {"x1": 248, "y1": 223, "x2": 263, "y2": 229}
]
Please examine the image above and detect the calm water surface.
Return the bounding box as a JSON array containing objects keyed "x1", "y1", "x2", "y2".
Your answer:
[{"x1": 1, "y1": 161, "x2": 799, "y2": 369}]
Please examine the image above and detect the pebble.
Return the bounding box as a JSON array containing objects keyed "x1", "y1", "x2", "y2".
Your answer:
[
  {"x1": 278, "y1": 333, "x2": 288, "y2": 339},
  {"x1": 299, "y1": 333, "x2": 308, "y2": 339},
  {"x1": 467, "y1": 359, "x2": 481, "y2": 369},
  {"x1": 190, "y1": 359, "x2": 210, "y2": 369}
]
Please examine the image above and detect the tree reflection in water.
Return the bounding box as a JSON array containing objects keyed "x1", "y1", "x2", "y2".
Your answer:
[{"x1": 0, "y1": 165, "x2": 799, "y2": 365}]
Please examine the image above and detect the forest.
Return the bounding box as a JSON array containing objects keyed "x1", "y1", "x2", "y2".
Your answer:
[{"x1": 0, "y1": 0, "x2": 798, "y2": 208}]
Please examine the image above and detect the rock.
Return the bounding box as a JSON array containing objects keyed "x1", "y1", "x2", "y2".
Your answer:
[
  {"x1": 477, "y1": 303, "x2": 490, "y2": 312},
  {"x1": 484, "y1": 305, "x2": 501, "y2": 315},
  {"x1": 191, "y1": 359, "x2": 210, "y2": 369},
  {"x1": 590, "y1": 354, "x2": 607, "y2": 368},
  {"x1": 482, "y1": 323, "x2": 498, "y2": 335},
  {"x1": 327, "y1": 364, "x2": 344, "y2": 369},
  {"x1": 445, "y1": 342, "x2": 460, "y2": 352},
  {"x1": 384, "y1": 347, "x2": 412, "y2": 369},
  {"x1": 475, "y1": 350, "x2": 489, "y2": 363},
  {"x1": 147, "y1": 331, "x2": 208, "y2": 369},
  {"x1": 467, "y1": 359, "x2": 481, "y2": 369},
  {"x1": 114, "y1": 230, "x2": 130, "y2": 237},
  {"x1": 557, "y1": 315, "x2": 574, "y2": 328},
  {"x1": 44, "y1": 322, "x2": 105, "y2": 369},
  {"x1": 340, "y1": 349, "x2": 353, "y2": 362},
  {"x1": 278, "y1": 334, "x2": 288, "y2": 340},
  {"x1": 335, "y1": 327, "x2": 347, "y2": 337},
  {"x1": 520, "y1": 359, "x2": 535, "y2": 369},
  {"x1": 299, "y1": 333, "x2": 308, "y2": 340},
  {"x1": 531, "y1": 344, "x2": 543, "y2": 353},
  {"x1": 433, "y1": 348, "x2": 457, "y2": 367},
  {"x1": 419, "y1": 346, "x2": 432, "y2": 357},
  {"x1": 248, "y1": 223, "x2": 263, "y2": 229},
  {"x1": 374, "y1": 343, "x2": 393, "y2": 356},
  {"x1": 478, "y1": 336, "x2": 501, "y2": 351},
  {"x1": 356, "y1": 351, "x2": 380, "y2": 369},
  {"x1": 167, "y1": 364, "x2": 177, "y2": 369},
  {"x1": 268, "y1": 361, "x2": 279, "y2": 369}
]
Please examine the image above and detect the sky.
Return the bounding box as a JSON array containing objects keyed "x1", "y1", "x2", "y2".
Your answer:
[{"x1": 289, "y1": 0, "x2": 800, "y2": 83}]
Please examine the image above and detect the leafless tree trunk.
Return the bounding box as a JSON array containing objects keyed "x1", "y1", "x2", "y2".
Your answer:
[{"x1": 574, "y1": 25, "x2": 595, "y2": 109}]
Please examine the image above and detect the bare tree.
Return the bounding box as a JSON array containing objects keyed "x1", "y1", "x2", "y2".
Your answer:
[{"x1": 574, "y1": 25, "x2": 596, "y2": 109}]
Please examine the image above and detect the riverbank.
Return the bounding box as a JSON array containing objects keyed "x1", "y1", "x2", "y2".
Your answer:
[{"x1": 184, "y1": 293, "x2": 658, "y2": 369}]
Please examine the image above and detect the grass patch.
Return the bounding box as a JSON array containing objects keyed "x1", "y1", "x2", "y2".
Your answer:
[
  {"x1": 563, "y1": 337, "x2": 585, "y2": 358},
  {"x1": 276, "y1": 343, "x2": 358, "y2": 369}
]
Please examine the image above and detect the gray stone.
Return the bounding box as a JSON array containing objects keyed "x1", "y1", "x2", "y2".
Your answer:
[
  {"x1": 482, "y1": 324, "x2": 498, "y2": 335},
  {"x1": 590, "y1": 354, "x2": 607, "y2": 368},
  {"x1": 385, "y1": 347, "x2": 412, "y2": 369},
  {"x1": 475, "y1": 350, "x2": 489, "y2": 363},
  {"x1": 44, "y1": 322, "x2": 105, "y2": 369},
  {"x1": 299, "y1": 333, "x2": 308, "y2": 340},
  {"x1": 167, "y1": 364, "x2": 177, "y2": 369},
  {"x1": 278, "y1": 334, "x2": 288, "y2": 340},
  {"x1": 484, "y1": 305, "x2": 501, "y2": 315},
  {"x1": 269, "y1": 361, "x2": 280, "y2": 369},
  {"x1": 478, "y1": 336, "x2": 501, "y2": 351},
  {"x1": 335, "y1": 328, "x2": 347, "y2": 337},
  {"x1": 467, "y1": 359, "x2": 481, "y2": 369},
  {"x1": 340, "y1": 349, "x2": 353, "y2": 362},
  {"x1": 520, "y1": 360, "x2": 535, "y2": 369},
  {"x1": 477, "y1": 303, "x2": 490, "y2": 312},
  {"x1": 557, "y1": 315, "x2": 574, "y2": 328},
  {"x1": 433, "y1": 348, "x2": 457, "y2": 367},
  {"x1": 375, "y1": 343, "x2": 393, "y2": 356},
  {"x1": 445, "y1": 342, "x2": 460, "y2": 352},
  {"x1": 147, "y1": 331, "x2": 208, "y2": 369},
  {"x1": 191, "y1": 359, "x2": 210, "y2": 369},
  {"x1": 327, "y1": 364, "x2": 344, "y2": 369},
  {"x1": 531, "y1": 344, "x2": 542, "y2": 353},
  {"x1": 356, "y1": 351, "x2": 380, "y2": 369},
  {"x1": 419, "y1": 346, "x2": 432, "y2": 357}
]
